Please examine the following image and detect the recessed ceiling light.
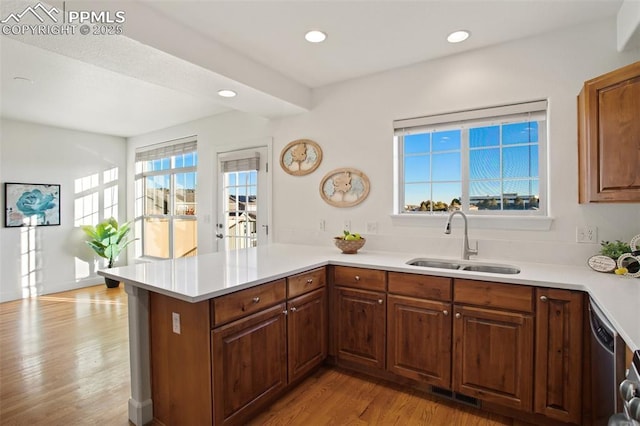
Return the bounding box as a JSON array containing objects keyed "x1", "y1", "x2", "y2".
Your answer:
[
  {"x1": 305, "y1": 30, "x2": 327, "y2": 43},
  {"x1": 447, "y1": 30, "x2": 470, "y2": 43},
  {"x1": 217, "y1": 89, "x2": 237, "y2": 98}
]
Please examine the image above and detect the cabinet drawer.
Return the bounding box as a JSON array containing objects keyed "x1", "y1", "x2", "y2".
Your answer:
[
  {"x1": 287, "y1": 267, "x2": 326, "y2": 298},
  {"x1": 333, "y1": 266, "x2": 386, "y2": 291},
  {"x1": 212, "y1": 279, "x2": 286, "y2": 327},
  {"x1": 388, "y1": 272, "x2": 452, "y2": 301},
  {"x1": 454, "y1": 279, "x2": 533, "y2": 313}
]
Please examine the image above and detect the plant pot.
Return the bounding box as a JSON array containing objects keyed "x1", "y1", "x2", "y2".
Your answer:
[{"x1": 105, "y1": 277, "x2": 120, "y2": 288}]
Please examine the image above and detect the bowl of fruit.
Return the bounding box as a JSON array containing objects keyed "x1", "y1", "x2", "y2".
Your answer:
[{"x1": 334, "y1": 230, "x2": 366, "y2": 254}]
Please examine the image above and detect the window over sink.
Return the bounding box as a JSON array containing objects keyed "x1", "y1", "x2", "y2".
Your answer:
[{"x1": 393, "y1": 100, "x2": 548, "y2": 223}]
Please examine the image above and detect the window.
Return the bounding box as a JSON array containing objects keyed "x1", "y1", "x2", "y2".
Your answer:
[
  {"x1": 394, "y1": 100, "x2": 547, "y2": 216},
  {"x1": 135, "y1": 137, "x2": 197, "y2": 259},
  {"x1": 219, "y1": 151, "x2": 261, "y2": 251}
]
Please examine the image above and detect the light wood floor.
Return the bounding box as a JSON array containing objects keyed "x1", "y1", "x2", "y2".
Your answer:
[{"x1": 2, "y1": 285, "x2": 524, "y2": 426}]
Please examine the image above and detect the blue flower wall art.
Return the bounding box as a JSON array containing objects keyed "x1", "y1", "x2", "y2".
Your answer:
[{"x1": 4, "y1": 183, "x2": 61, "y2": 227}]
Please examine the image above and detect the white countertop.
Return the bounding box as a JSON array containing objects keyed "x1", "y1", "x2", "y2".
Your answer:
[{"x1": 100, "y1": 243, "x2": 640, "y2": 351}]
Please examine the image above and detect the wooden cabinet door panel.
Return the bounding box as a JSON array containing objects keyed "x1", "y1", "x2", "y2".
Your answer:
[
  {"x1": 579, "y1": 61, "x2": 640, "y2": 202},
  {"x1": 453, "y1": 305, "x2": 534, "y2": 412},
  {"x1": 335, "y1": 287, "x2": 386, "y2": 370},
  {"x1": 387, "y1": 295, "x2": 451, "y2": 387},
  {"x1": 534, "y1": 289, "x2": 583, "y2": 424},
  {"x1": 212, "y1": 303, "x2": 287, "y2": 425},
  {"x1": 288, "y1": 288, "x2": 327, "y2": 382}
]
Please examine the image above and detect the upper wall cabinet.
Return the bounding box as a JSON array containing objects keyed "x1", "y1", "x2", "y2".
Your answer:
[{"x1": 578, "y1": 61, "x2": 640, "y2": 203}]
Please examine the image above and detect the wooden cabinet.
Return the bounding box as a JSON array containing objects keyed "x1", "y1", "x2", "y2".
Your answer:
[
  {"x1": 333, "y1": 266, "x2": 386, "y2": 371},
  {"x1": 287, "y1": 287, "x2": 327, "y2": 383},
  {"x1": 212, "y1": 303, "x2": 287, "y2": 425},
  {"x1": 211, "y1": 268, "x2": 328, "y2": 425},
  {"x1": 534, "y1": 288, "x2": 584, "y2": 424},
  {"x1": 387, "y1": 272, "x2": 452, "y2": 388},
  {"x1": 578, "y1": 61, "x2": 640, "y2": 203},
  {"x1": 452, "y1": 280, "x2": 534, "y2": 412},
  {"x1": 149, "y1": 292, "x2": 213, "y2": 426}
]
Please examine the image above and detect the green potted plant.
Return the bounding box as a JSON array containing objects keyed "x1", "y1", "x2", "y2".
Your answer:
[{"x1": 82, "y1": 217, "x2": 136, "y2": 288}]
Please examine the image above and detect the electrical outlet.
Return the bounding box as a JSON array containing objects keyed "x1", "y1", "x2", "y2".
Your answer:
[
  {"x1": 172, "y1": 312, "x2": 181, "y2": 334},
  {"x1": 576, "y1": 226, "x2": 598, "y2": 243},
  {"x1": 319, "y1": 219, "x2": 325, "y2": 231},
  {"x1": 366, "y1": 221, "x2": 378, "y2": 234},
  {"x1": 343, "y1": 220, "x2": 351, "y2": 232}
]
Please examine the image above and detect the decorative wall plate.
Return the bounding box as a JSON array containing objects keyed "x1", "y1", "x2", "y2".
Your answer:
[
  {"x1": 319, "y1": 168, "x2": 370, "y2": 208},
  {"x1": 280, "y1": 139, "x2": 322, "y2": 176}
]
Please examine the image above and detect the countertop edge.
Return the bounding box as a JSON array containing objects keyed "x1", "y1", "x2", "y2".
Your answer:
[{"x1": 98, "y1": 244, "x2": 639, "y2": 351}]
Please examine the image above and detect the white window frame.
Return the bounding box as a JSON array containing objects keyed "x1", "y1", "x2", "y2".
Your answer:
[
  {"x1": 393, "y1": 100, "x2": 552, "y2": 231},
  {"x1": 134, "y1": 137, "x2": 198, "y2": 259}
]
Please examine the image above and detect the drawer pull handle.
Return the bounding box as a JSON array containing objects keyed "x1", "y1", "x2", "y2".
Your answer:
[
  {"x1": 540, "y1": 295, "x2": 548, "y2": 302},
  {"x1": 443, "y1": 310, "x2": 449, "y2": 316},
  {"x1": 377, "y1": 299, "x2": 383, "y2": 305},
  {"x1": 290, "y1": 307, "x2": 297, "y2": 312},
  {"x1": 355, "y1": 275, "x2": 360, "y2": 281},
  {"x1": 306, "y1": 279, "x2": 313, "y2": 284},
  {"x1": 252, "y1": 297, "x2": 260, "y2": 304},
  {"x1": 455, "y1": 313, "x2": 461, "y2": 319}
]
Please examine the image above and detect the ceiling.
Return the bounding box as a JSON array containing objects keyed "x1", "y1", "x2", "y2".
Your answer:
[{"x1": 0, "y1": 0, "x2": 631, "y2": 138}]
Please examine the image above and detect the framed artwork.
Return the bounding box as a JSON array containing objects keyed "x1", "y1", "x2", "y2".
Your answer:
[
  {"x1": 280, "y1": 139, "x2": 323, "y2": 176},
  {"x1": 319, "y1": 168, "x2": 370, "y2": 207},
  {"x1": 4, "y1": 182, "x2": 61, "y2": 227}
]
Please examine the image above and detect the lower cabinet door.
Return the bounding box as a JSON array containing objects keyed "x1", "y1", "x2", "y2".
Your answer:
[
  {"x1": 387, "y1": 294, "x2": 452, "y2": 388},
  {"x1": 288, "y1": 288, "x2": 327, "y2": 382},
  {"x1": 453, "y1": 305, "x2": 534, "y2": 412},
  {"x1": 212, "y1": 303, "x2": 287, "y2": 425},
  {"x1": 534, "y1": 289, "x2": 583, "y2": 424},
  {"x1": 335, "y1": 287, "x2": 386, "y2": 370}
]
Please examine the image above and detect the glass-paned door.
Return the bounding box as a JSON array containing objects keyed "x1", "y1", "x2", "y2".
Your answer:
[{"x1": 217, "y1": 147, "x2": 269, "y2": 251}]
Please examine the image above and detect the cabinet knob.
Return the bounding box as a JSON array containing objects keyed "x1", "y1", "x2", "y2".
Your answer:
[
  {"x1": 354, "y1": 275, "x2": 360, "y2": 281},
  {"x1": 455, "y1": 313, "x2": 461, "y2": 319},
  {"x1": 377, "y1": 299, "x2": 383, "y2": 304},
  {"x1": 306, "y1": 278, "x2": 313, "y2": 284},
  {"x1": 252, "y1": 297, "x2": 260, "y2": 304},
  {"x1": 443, "y1": 310, "x2": 449, "y2": 316},
  {"x1": 282, "y1": 310, "x2": 288, "y2": 316},
  {"x1": 290, "y1": 306, "x2": 297, "y2": 312},
  {"x1": 540, "y1": 295, "x2": 548, "y2": 302}
]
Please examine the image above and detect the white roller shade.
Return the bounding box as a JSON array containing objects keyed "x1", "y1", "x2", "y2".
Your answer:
[{"x1": 394, "y1": 100, "x2": 548, "y2": 135}]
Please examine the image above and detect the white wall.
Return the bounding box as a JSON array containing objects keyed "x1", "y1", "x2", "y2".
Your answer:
[
  {"x1": 269, "y1": 18, "x2": 640, "y2": 265},
  {"x1": 126, "y1": 110, "x2": 271, "y2": 258},
  {"x1": 0, "y1": 119, "x2": 126, "y2": 302},
  {"x1": 126, "y1": 18, "x2": 639, "y2": 269}
]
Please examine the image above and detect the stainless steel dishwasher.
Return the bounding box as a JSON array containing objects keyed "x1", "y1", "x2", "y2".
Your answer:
[{"x1": 589, "y1": 298, "x2": 626, "y2": 426}]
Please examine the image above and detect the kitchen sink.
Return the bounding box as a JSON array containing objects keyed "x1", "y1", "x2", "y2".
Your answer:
[
  {"x1": 406, "y1": 259, "x2": 462, "y2": 270},
  {"x1": 460, "y1": 264, "x2": 520, "y2": 274},
  {"x1": 406, "y1": 258, "x2": 520, "y2": 275}
]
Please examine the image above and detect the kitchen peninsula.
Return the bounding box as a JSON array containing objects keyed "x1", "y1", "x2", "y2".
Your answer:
[{"x1": 101, "y1": 243, "x2": 640, "y2": 426}]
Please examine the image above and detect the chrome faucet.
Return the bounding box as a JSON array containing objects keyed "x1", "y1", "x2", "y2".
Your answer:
[{"x1": 444, "y1": 211, "x2": 478, "y2": 260}]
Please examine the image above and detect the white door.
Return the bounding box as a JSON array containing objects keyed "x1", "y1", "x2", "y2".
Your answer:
[{"x1": 216, "y1": 147, "x2": 269, "y2": 251}]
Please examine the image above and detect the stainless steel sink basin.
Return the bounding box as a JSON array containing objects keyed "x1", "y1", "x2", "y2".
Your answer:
[
  {"x1": 406, "y1": 259, "x2": 462, "y2": 270},
  {"x1": 406, "y1": 258, "x2": 520, "y2": 275},
  {"x1": 460, "y1": 264, "x2": 520, "y2": 274}
]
